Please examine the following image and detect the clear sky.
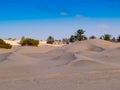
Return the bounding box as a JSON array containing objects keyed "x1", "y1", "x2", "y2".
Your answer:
[{"x1": 0, "y1": 0, "x2": 120, "y2": 40}]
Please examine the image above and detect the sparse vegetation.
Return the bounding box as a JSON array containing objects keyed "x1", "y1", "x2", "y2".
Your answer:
[
  {"x1": 117, "y1": 36, "x2": 120, "y2": 42},
  {"x1": 20, "y1": 37, "x2": 39, "y2": 46},
  {"x1": 68, "y1": 29, "x2": 120, "y2": 43},
  {"x1": 47, "y1": 36, "x2": 55, "y2": 44},
  {"x1": 111, "y1": 37, "x2": 116, "y2": 42},
  {"x1": 6, "y1": 38, "x2": 16, "y2": 41},
  {"x1": 20, "y1": 36, "x2": 25, "y2": 44},
  {"x1": 1, "y1": 29, "x2": 120, "y2": 47},
  {"x1": 0, "y1": 39, "x2": 12, "y2": 49},
  {"x1": 75, "y1": 29, "x2": 86, "y2": 41},
  {"x1": 101, "y1": 34, "x2": 111, "y2": 41},
  {"x1": 62, "y1": 38, "x2": 69, "y2": 44},
  {"x1": 89, "y1": 36, "x2": 96, "y2": 39},
  {"x1": 69, "y1": 29, "x2": 87, "y2": 43},
  {"x1": 69, "y1": 35, "x2": 76, "y2": 42}
]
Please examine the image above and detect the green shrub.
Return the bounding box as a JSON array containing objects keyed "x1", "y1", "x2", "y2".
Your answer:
[
  {"x1": 0, "y1": 39, "x2": 12, "y2": 49},
  {"x1": 20, "y1": 36, "x2": 25, "y2": 44},
  {"x1": 20, "y1": 38, "x2": 39, "y2": 46}
]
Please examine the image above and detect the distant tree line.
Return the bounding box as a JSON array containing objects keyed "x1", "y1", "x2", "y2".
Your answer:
[
  {"x1": 46, "y1": 29, "x2": 120, "y2": 44},
  {"x1": 69, "y1": 29, "x2": 120, "y2": 43},
  {"x1": 0, "y1": 29, "x2": 120, "y2": 49}
]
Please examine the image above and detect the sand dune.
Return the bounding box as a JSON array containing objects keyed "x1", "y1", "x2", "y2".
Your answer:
[
  {"x1": 67, "y1": 53, "x2": 118, "y2": 70},
  {"x1": 86, "y1": 39, "x2": 119, "y2": 49},
  {"x1": 0, "y1": 39, "x2": 120, "y2": 90},
  {"x1": 68, "y1": 59, "x2": 111, "y2": 68},
  {"x1": 4, "y1": 40, "x2": 20, "y2": 46},
  {"x1": 0, "y1": 53, "x2": 11, "y2": 63},
  {"x1": 64, "y1": 39, "x2": 120, "y2": 52}
]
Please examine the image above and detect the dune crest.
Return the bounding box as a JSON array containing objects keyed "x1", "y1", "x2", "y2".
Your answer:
[{"x1": 64, "y1": 39, "x2": 120, "y2": 53}]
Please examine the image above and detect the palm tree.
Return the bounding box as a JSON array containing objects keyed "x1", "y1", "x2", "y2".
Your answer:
[
  {"x1": 69, "y1": 35, "x2": 75, "y2": 42},
  {"x1": 47, "y1": 36, "x2": 55, "y2": 44},
  {"x1": 102, "y1": 34, "x2": 111, "y2": 41},
  {"x1": 75, "y1": 29, "x2": 85, "y2": 41}
]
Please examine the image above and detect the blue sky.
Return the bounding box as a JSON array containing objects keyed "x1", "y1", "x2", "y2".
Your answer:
[{"x1": 0, "y1": 0, "x2": 120, "y2": 40}]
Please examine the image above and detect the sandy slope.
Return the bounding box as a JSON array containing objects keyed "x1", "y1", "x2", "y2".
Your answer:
[
  {"x1": 0, "y1": 39, "x2": 120, "y2": 90},
  {"x1": 64, "y1": 39, "x2": 120, "y2": 52},
  {"x1": 4, "y1": 40, "x2": 20, "y2": 46}
]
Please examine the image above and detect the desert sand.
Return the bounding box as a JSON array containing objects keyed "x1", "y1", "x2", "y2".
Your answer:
[
  {"x1": 4, "y1": 40, "x2": 20, "y2": 46},
  {"x1": 0, "y1": 39, "x2": 120, "y2": 90}
]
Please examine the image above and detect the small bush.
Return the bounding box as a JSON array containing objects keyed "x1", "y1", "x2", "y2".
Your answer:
[
  {"x1": 0, "y1": 39, "x2": 12, "y2": 49},
  {"x1": 20, "y1": 38, "x2": 39, "y2": 46}
]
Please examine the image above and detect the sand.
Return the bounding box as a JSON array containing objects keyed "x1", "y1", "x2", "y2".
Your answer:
[
  {"x1": 0, "y1": 39, "x2": 120, "y2": 90},
  {"x1": 4, "y1": 40, "x2": 20, "y2": 46}
]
